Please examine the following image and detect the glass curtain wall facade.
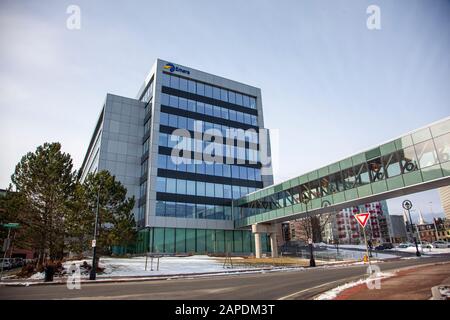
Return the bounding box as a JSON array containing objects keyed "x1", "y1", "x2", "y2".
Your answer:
[
  {"x1": 235, "y1": 118, "x2": 450, "y2": 228},
  {"x1": 134, "y1": 59, "x2": 273, "y2": 254}
]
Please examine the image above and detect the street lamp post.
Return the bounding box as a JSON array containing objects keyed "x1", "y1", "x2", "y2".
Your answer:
[
  {"x1": 304, "y1": 198, "x2": 315, "y2": 267},
  {"x1": 89, "y1": 183, "x2": 101, "y2": 280},
  {"x1": 402, "y1": 200, "x2": 421, "y2": 257}
]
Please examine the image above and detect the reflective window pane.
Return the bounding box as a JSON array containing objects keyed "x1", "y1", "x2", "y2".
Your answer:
[
  {"x1": 414, "y1": 139, "x2": 438, "y2": 168},
  {"x1": 213, "y1": 87, "x2": 221, "y2": 100},
  {"x1": 220, "y1": 89, "x2": 228, "y2": 102},
  {"x1": 170, "y1": 75, "x2": 179, "y2": 89},
  {"x1": 205, "y1": 85, "x2": 213, "y2": 97},
  {"x1": 382, "y1": 152, "x2": 401, "y2": 178},
  {"x1": 399, "y1": 146, "x2": 419, "y2": 173},
  {"x1": 188, "y1": 80, "x2": 196, "y2": 93},
  {"x1": 196, "y1": 181, "x2": 205, "y2": 196},
  {"x1": 433, "y1": 133, "x2": 450, "y2": 163},
  {"x1": 179, "y1": 78, "x2": 188, "y2": 91},
  {"x1": 206, "y1": 183, "x2": 215, "y2": 197},
  {"x1": 197, "y1": 82, "x2": 205, "y2": 96},
  {"x1": 228, "y1": 91, "x2": 236, "y2": 104},
  {"x1": 166, "y1": 178, "x2": 176, "y2": 193},
  {"x1": 156, "y1": 177, "x2": 166, "y2": 192}
]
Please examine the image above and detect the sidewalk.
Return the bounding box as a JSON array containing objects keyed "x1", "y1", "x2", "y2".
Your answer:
[{"x1": 334, "y1": 262, "x2": 450, "y2": 300}]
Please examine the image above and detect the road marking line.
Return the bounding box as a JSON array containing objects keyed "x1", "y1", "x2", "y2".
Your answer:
[{"x1": 277, "y1": 276, "x2": 364, "y2": 300}]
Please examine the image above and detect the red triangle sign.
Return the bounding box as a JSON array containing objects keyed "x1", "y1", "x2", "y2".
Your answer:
[{"x1": 354, "y1": 213, "x2": 370, "y2": 228}]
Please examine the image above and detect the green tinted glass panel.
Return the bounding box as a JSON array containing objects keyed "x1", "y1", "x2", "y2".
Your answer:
[
  {"x1": 328, "y1": 162, "x2": 341, "y2": 174},
  {"x1": 345, "y1": 189, "x2": 358, "y2": 201},
  {"x1": 332, "y1": 192, "x2": 345, "y2": 204},
  {"x1": 243, "y1": 231, "x2": 252, "y2": 253},
  {"x1": 308, "y1": 171, "x2": 319, "y2": 181},
  {"x1": 206, "y1": 230, "x2": 216, "y2": 252},
  {"x1": 357, "y1": 184, "x2": 372, "y2": 198},
  {"x1": 386, "y1": 175, "x2": 404, "y2": 190},
  {"x1": 225, "y1": 231, "x2": 234, "y2": 252},
  {"x1": 153, "y1": 227, "x2": 164, "y2": 253},
  {"x1": 164, "y1": 228, "x2": 175, "y2": 253},
  {"x1": 340, "y1": 158, "x2": 353, "y2": 170},
  {"x1": 380, "y1": 142, "x2": 396, "y2": 155},
  {"x1": 403, "y1": 171, "x2": 423, "y2": 186},
  {"x1": 441, "y1": 162, "x2": 450, "y2": 176},
  {"x1": 365, "y1": 148, "x2": 380, "y2": 160},
  {"x1": 371, "y1": 180, "x2": 387, "y2": 194},
  {"x1": 196, "y1": 229, "x2": 206, "y2": 253},
  {"x1": 352, "y1": 153, "x2": 366, "y2": 165},
  {"x1": 216, "y1": 230, "x2": 225, "y2": 253},
  {"x1": 175, "y1": 228, "x2": 186, "y2": 253},
  {"x1": 318, "y1": 166, "x2": 329, "y2": 178},
  {"x1": 186, "y1": 229, "x2": 196, "y2": 253},
  {"x1": 233, "y1": 231, "x2": 243, "y2": 253},
  {"x1": 421, "y1": 164, "x2": 443, "y2": 181},
  {"x1": 395, "y1": 135, "x2": 413, "y2": 149}
]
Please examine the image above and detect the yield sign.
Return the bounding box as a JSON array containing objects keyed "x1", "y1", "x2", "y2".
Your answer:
[{"x1": 354, "y1": 213, "x2": 370, "y2": 228}]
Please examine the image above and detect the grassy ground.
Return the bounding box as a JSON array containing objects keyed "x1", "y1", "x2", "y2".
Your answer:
[{"x1": 216, "y1": 257, "x2": 316, "y2": 267}]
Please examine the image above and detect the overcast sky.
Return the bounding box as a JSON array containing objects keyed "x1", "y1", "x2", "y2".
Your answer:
[{"x1": 0, "y1": 0, "x2": 449, "y2": 218}]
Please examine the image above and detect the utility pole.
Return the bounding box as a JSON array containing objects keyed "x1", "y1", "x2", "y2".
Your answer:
[{"x1": 89, "y1": 183, "x2": 101, "y2": 280}]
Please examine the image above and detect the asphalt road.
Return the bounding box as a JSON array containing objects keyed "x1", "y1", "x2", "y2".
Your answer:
[{"x1": 1, "y1": 255, "x2": 449, "y2": 300}]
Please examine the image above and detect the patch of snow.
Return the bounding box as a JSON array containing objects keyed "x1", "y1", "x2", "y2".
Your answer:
[
  {"x1": 29, "y1": 272, "x2": 45, "y2": 280},
  {"x1": 61, "y1": 255, "x2": 258, "y2": 278},
  {"x1": 314, "y1": 272, "x2": 395, "y2": 300}
]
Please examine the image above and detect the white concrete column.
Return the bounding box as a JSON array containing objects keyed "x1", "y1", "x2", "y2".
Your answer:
[
  {"x1": 254, "y1": 232, "x2": 262, "y2": 259},
  {"x1": 270, "y1": 233, "x2": 278, "y2": 258}
]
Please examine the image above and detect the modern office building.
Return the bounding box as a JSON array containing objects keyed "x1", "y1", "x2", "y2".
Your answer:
[{"x1": 80, "y1": 59, "x2": 274, "y2": 254}]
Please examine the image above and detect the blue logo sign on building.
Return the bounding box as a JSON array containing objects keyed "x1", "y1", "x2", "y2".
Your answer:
[{"x1": 163, "y1": 63, "x2": 190, "y2": 75}]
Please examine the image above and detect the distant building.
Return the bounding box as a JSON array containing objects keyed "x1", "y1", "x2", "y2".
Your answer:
[
  {"x1": 439, "y1": 186, "x2": 450, "y2": 220},
  {"x1": 415, "y1": 218, "x2": 449, "y2": 243},
  {"x1": 385, "y1": 214, "x2": 408, "y2": 243},
  {"x1": 287, "y1": 201, "x2": 391, "y2": 244},
  {"x1": 332, "y1": 201, "x2": 389, "y2": 244}
]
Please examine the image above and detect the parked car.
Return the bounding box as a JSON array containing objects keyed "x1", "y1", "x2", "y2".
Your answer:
[
  {"x1": 12, "y1": 258, "x2": 24, "y2": 268},
  {"x1": 398, "y1": 243, "x2": 414, "y2": 248},
  {"x1": 420, "y1": 242, "x2": 434, "y2": 249},
  {"x1": 432, "y1": 240, "x2": 450, "y2": 248},
  {"x1": 375, "y1": 243, "x2": 394, "y2": 250},
  {"x1": 0, "y1": 258, "x2": 12, "y2": 270}
]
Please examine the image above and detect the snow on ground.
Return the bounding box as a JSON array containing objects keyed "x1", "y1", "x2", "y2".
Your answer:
[
  {"x1": 323, "y1": 245, "x2": 397, "y2": 259},
  {"x1": 395, "y1": 247, "x2": 450, "y2": 255},
  {"x1": 314, "y1": 271, "x2": 396, "y2": 300},
  {"x1": 324, "y1": 244, "x2": 450, "y2": 256},
  {"x1": 63, "y1": 255, "x2": 251, "y2": 278}
]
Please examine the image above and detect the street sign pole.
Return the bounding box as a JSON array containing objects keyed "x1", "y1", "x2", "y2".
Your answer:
[
  {"x1": 354, "y1": 213, "x2": 371, "y2": 273},
  {"x1": 1, "y1": 223, "x2": 20, "y2": 281},
  {"x1": 0, "y1": 228, "x2": 11, "y2": 281},
  {"x1": 362, "y1": 225, "x2": 371, "y2": 273}
]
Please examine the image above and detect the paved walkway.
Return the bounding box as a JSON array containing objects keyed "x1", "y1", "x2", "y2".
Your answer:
[{"x1": 334, "y1": 262, "x2": 450, "y2": 300}]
